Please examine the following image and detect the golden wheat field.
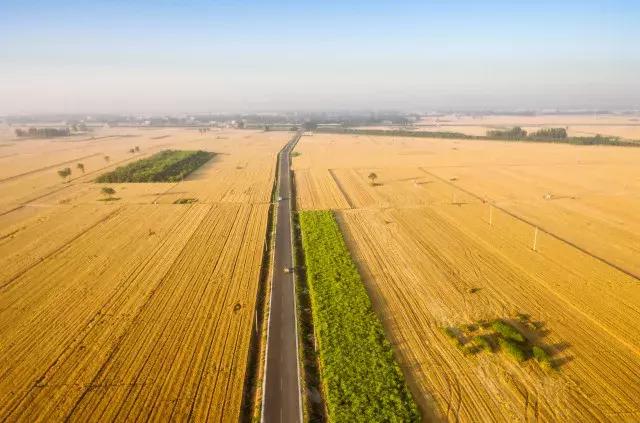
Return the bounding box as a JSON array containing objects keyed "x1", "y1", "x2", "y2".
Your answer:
[
  {"x1": 292, "y1": 133, "x2": 640, "y2": 422},
  {"x1": 0, "y1": 127, "x2": 289, "y2": 421}
]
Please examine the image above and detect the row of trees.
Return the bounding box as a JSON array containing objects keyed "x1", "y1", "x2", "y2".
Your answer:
[
  {"x1": 315, "y1": 126, "x2": 637, "y2": 147},
  {"x1": 315, "y1": 127, "x2": 476, "y2": 139},
  {"x1": 16, "y1": 127, "x2": 71, "y2": 138},
  {"x1": 487, "y1": 127, "x2": 568, "y2": 140},
  {"x1": 530, "y1": 127, "x2": 568, "y2": 139},
  {"x1": 56, "y1": 164, "x2": 118, "y2": 200}
]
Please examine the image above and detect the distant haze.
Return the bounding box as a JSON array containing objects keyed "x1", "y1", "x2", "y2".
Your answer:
[{"x1": 1, "y1": 0, "x2": 639, "y2": 114}]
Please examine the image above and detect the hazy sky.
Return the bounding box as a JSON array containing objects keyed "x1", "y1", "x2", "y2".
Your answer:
[{"x1": 1, "y1": 0, "x2": 639, "y2": 114}]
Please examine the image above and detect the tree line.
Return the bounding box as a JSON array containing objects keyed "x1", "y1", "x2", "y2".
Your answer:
[
  {"x1": 487, "y1": 127, "x2": 568, "y2": 140},
  {"x1": 315, "y1": 127, "x2": 638, "y2": 147},
  {"x1": 15, "y1": 127, "x2": 71, "y2": 138}
]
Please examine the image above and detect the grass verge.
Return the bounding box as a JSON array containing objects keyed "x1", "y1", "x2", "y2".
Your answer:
[
  {"x1": 299, "y1": 210, "x2": 420, "y2": 422},
  {"x1": 96, "y1": 150, "x2": 214, "y2": 183},
  {"x1": 291, "y1": 160, "x2": 327, "y2": 421}
]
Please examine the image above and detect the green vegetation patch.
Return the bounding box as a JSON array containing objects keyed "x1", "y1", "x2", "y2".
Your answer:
[
  {"x1": 443, "y1": 315, "x2": 558, "y2": 371},
  {"x1": 491, "y1": 320, "x2": 526, "y2": 343},
  {"x1": 173, "y1": 198, "x2": 198, "y2": 204},
  {"x1": 96, "y1": 150, "x2": 214, "y2": 183},
  {"x1": 299, "y1": 210, "x2": 419, "y2": 422},
  {"x1": 498, "y1": 338, "x2": 527, "y2": 363},
  {"x1": 532, "y1": 346, "x2": 553, "y2": 369}
]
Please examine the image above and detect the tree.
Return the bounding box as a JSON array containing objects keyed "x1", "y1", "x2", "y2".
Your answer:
[
  {"x1": 57, "y1": 167, "x2": 72, "y2": 183},
  {"x1": 368, "y1": 172, "x2": 378, "y2": 186},
  {"x1": 134, "y1": 146, "x2": 140, "y2": 152},
  {"x1": 104, "y1": 155, "x2": 110, "y2": 163},
  {"x1": 129, "y1": 148, "x2": 135, "y2": 153},
  {"x1": 487, "y1": 126, "x2": 527, "y2": 139},
  {"x1": 530, "y1": 127, "x2": 567, "y2": 139},
  {"x1": 101, "y1": 187, "x2": 116, "y2": 199},
  {"x1": 77, "y1": 163, "x2": 85, "y2": 173},
  {"x1": 15, "y1": 128, "x2": 26, "y2": 137}
]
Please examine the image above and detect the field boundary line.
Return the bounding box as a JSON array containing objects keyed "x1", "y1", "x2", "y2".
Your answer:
[
  {"x1": 0, "y1": 153, "x2": 103, "y2": 183},
  {"x1": 419, "y1": 167, "x2": 640, "y2": 282},
  {"x1": 0, "y1": 206, "x2": 123, "y2": 290},
  {"x1": 327, "y1": 168, "x2": 355, "y2": 209}
]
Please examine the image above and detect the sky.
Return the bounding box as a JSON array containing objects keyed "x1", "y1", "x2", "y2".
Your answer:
[{"x1": 1, "y1": 0, "x2": 639, "y2": 114}]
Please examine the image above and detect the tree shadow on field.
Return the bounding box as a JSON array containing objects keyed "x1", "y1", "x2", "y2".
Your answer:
[
  {"x1": 552, "y1": 354, "x2": 575, "y2": 369},
  {"x1": 549, "y1": 341, "x2": 571, "y2": 353},
  {"x1": 144, "y1": 191, "x2": 190, "y2": 197},
  {"x1": 179, "y1": 154, "x2": 221, "y2": 181}
]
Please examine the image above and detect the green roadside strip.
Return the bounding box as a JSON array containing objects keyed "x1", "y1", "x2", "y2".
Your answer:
[{"x1": 298, "y1": 210, "x2": 420, "y2": 422}]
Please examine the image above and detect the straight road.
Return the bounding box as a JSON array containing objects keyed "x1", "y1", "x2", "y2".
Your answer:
[{"x1": 262, "y1": 133, "x2": 302, "y2": 423}]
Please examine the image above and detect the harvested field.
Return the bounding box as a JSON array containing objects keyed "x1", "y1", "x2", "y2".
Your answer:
[
  {"x1": 0, "y1": 128, "x2": 290, "y2": 421},
  {"x1": 292, "y1": 132, "x2": 640, "y2": 422}
]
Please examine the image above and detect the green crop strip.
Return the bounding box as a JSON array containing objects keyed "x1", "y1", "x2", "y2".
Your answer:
[
  {"x1": 96, "y1": 150, "x2": 214, "y2": 183},
  {"x1": 298, "y1": 210, "x2": 419, "y2": 422}
]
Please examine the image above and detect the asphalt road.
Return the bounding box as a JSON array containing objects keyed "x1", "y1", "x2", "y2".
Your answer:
[{"x1": 262, "y1": 133, "x2": 302, "y2": 423}]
